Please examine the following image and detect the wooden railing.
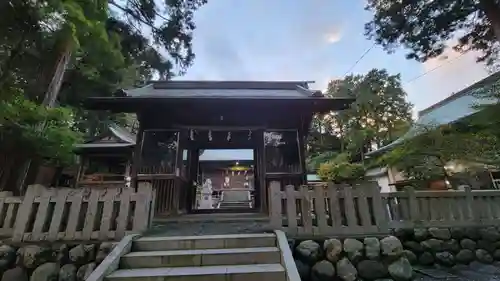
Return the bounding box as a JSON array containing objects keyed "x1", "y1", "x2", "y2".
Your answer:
[
  {"x1": 269, "y1": 181, "x2": 388, "y2": 236},
  {"x1": 269, "y1": 181, "x2": 500, "y2": 237},
  {"x1": 0, "y1": 183, "x2": 155, "y2": 242},
  {"x1": 383, "y1": 187, "x2": 500, "y2": 228}
]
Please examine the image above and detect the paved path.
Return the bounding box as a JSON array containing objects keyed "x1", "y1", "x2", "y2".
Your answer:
[{"x1": 415, "y1": 262, "x2": 500, "y2": 281}]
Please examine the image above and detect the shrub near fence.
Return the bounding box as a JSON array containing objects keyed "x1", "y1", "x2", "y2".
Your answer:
[
  {"x1": 0, "y1": 183, "x2": 154, "y2": 242},
  {"x1": 269, "y1": 181, "x2": 500, "y2": 237}
]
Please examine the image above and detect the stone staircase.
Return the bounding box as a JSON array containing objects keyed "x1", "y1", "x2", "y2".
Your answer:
[{"x1": 102, "y1": 233, "x2": 294, "y2": 281}]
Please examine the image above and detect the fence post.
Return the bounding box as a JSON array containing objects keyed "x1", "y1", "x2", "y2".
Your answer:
[
  {"x1": 407, "y1": 187, "x2": 419, "y2": 224},
  {"x1": 464, "y1": 186, "x2": 476, "y2": 222},
  {"x1": 12, "y1": 185, "x2": 40, "y2": 242},
  {"x1": 369, "y1": 182, "x2": 389, "y2": 233},
  {"x1": 269, "y1": 181, "x2": 282, "y2": 229}
]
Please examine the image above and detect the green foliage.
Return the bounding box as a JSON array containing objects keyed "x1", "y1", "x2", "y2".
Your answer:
[
  {"x1": 378, "y1": 123, "x2": 500, "y2": 181},
  {"x1": 365, "y1": 0, "x2": 500, "y2": 65},
  {"x1": 307, "y1": 68, "x2": 413, "y2": 169},
  {"x1": 318, "y1": 153, "x2": 366, "y2": 183},
  {"x1": 0, "y1": 93, "x2": 82, "y2": 165}
]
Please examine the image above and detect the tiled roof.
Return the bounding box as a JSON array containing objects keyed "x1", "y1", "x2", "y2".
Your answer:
[
  {"x1": 120, "y1": 80, "x2": 321, "y2": 99},
  {"x1": 366, "y1": 71, "x2": 500, "y2": 157}
]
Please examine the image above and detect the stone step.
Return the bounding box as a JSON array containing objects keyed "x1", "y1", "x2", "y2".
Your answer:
[
  {"x1": 120, "y1": 247, "x2": 281, "y2": 268},
  {"x1": 106, "y1": 264, "x2": 286, "y2": 281},
  {"x1": 133, "y1": 233, "x2": 276, "y2": 251}
]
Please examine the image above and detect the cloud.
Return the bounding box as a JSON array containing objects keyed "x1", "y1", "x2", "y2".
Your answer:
[{"x1": 324, "y1": 27, "x2": 343, "y2": 43}]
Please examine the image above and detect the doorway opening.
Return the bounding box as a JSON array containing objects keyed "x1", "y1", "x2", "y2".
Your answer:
[{"x1": 192, "y1": 149, "x2": 256, "y2": 212}]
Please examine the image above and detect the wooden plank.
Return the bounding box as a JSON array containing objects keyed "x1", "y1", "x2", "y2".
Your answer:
[
  {"x1": 31, "y1": 189, "x2": 54, "y2": 240},
  {"x1": 300, "y1": 185, "x2": 313, "y2": 235},
  {"x1": 115, "y1": 188, "x2": 133, "y2": 239},
  {"x1": 86, "y1": 234, "x2": 139, "y2": 281},
  {"x1": 99, "y1": 188, "x2": 118, "y2": 240},
  {"x1": 314, "y1": 184, "x2": 329, "y2": 232},
  {"x1": 269, "y1": 181, "x2": 282, "y2": 228},
  {"x1": 65, "y1": 189, "x2": 84, "y2": 240},
  {"x1": 47, "y1": 189, "x2": 70, "y2": 241},
  {"x1": 3, "y1": 203, "x2": 16, "y2": 231},
  {"x1": 342, "y1": 185, "x2": 358, "y2": 228},
  {"x1": 464, "y1": 186, "x2": 475, "y2": 221},
  {"x1": 328, "y1": 183, "x2": 342, "y2": 227},
  {"x1": 82, "y1": 189, "x2": 101, "y2": 240},
  {"x1": 356, "y1": 186, "x2": 372, "y2": 227},
  {"x1": 370, "y1": 184, "x2": 388, "y2": 231},
  {"x1": 132, "y1": 183, "x2": 153, "y2": 232},
  {"x1": 407, "y1": 187, "x2": 419, "y2": 222},
  {"x1": 285, "y1": 185, "x2": 298, "y2": 235},
  {"x1": 12, "y1": 185, "x2": 40, "y2": 242}
]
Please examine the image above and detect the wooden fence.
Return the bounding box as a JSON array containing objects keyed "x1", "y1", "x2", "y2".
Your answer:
[
  {"x1": 0, "y1": 183, "x2": 155, "y2": 242},
  {"x1": 268, "y1": 181, "x2": 500, "y2": 237}
]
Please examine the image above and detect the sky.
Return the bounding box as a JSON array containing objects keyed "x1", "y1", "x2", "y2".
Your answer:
[{"x1": 178, "y1": 0, "x2": 491, "y2": 116}]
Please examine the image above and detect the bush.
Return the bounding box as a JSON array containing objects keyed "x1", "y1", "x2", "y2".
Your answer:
[{"x1": 317, "y1": 153, "x2": 365, "y2": 183}]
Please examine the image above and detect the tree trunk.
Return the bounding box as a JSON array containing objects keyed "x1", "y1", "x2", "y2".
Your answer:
[
  {"x1": 16, "y1": 38, "x2": 73, "y2": 193},
  {"x1": 480, "y1": 0, "x2": 500, "y2": 42}
]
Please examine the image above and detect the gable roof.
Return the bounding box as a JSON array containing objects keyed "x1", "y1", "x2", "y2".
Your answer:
[
  {"x1": 118, "y1": 80, "x2": 321, "y2": 99},
  {"x1": 366, "y1": 71, "x2": 500, "y2": 157},
  {"x1": 74, "y1": 124, "x2": 136, "y2": 150}
]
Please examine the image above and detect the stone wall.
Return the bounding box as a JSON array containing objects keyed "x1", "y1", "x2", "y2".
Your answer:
[
  {"x1": 394, "y1": 226, "x2": 500, "y2": 267},
  {"x1": 0, "y1": 242, "x2": 114, "y2": 281},
  {"x1": 290, "y1": 236, "x2": 413, "y2": 281}
]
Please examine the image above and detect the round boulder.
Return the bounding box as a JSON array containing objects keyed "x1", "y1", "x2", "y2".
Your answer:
[
  {"x1": 343, "y1": 239, "x2": 364, "y2": 263},
  {"x1": 324, "y1": 239, "x2": 342, "y2": 263},
  {"x1": 17, "y1": 246, "x2": 52, "y2": 269},
  {"x1": 443, "y1": 239, "x2": 460, "y2": 254},
  {"x1": 480, "y1": 226, "x2": 500, "y2": 242},
  {"x1": 421, "y1": 239, "x2": 444, "y2": 252},
  {"x1": 460, "y1": 239, "x2": 477, "y2": 251},
  {"x1": 414, "y1": 228, "x2": 429, "y2": 241},
  {"x1": 296, "y1": 240, "x2": 322, "y2": 264},
  {"x1": 364, "y1": 237, "x2": 381, "y2": 260},
  {"x1": 429, "y1": 228, "x2": 451, "y2": 240},
  {"x1": 476, "y1": 249, "x2": 494, "y2": 264},
  {"x1": 418, "y1": 252, "x2": 434, "y2": 266},
  {"x1": 465, "y1": 228, "x2": 480, "y2": 240},
  {"x1": 76, "y1": 263, "x2": 96, "y2": 281},
  {"x1": 451, "y1": 227, "x2": 465, "y2": 239},
  {"x1": 311, "y1": 260, "x2": 335, "y2": 281},
  {"x1": 435, "y1": 252, "x2": 455, "y2": 267},
  {"x1": 96, "y1": 243, "x2": 114, "y2": 264},
  {"x1": 30, "y1": 262, "x2": 59, "y2": 281},
  {"x1": 59, "y1": 264, "x2": 77, "y2": 281},
  {"x1": 388, "y1": 257, "x2": 413, "y2": 281},
  {"x1": 336, "y1": 257, "x2": 357, "y2": 281},
  {"x1": 1, "y1": 267, "x2": 28, "y2": 281},
  {"x1": 380, "y1": 236, "x2": 403, "y2": 259},
  {"x1": 403, "y1": 241, "x2": 423, "y2": 254},
  {"x1": 357, "y1": 260, "x2": 388, "y2": 280},
  {"x1": 455, "y1": 249, "x2": 474, "y2": 264},
  {"x1": 494, "y1": 249, "x2": 500, "y2": 261},
  {"x1": 69, "y1": 245, "x2": 86, "y2": 266},
  {"x1": 403, "y1": 250, "x2": 417, "y2": 265}
]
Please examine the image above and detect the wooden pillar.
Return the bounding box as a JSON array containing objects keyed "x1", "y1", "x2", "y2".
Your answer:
[
  {"x1": 130, "y1": 117, "x2": 144, "y2": 189},
  {"x1": 256, "y1": 130, "x2": 267, "y2": 213}
]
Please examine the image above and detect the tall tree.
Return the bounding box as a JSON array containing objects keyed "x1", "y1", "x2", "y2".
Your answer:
[
  {"x1": 365, "y1": 0, "x2": 500, "y2": 65},
  {"x1": 307, "y1": 69, "x2": 413, "y2": 170}
]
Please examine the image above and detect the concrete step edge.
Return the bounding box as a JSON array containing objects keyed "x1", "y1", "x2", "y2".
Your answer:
[
  {"x1": 136, "y1": 233, "x2": 275, "y2": 242},
  {"x1": 107, "y1": 263, "x2": 285, "y2": 278},
  {"x1": 124, "y1": 247, "x2": 280, "y2": 257}
]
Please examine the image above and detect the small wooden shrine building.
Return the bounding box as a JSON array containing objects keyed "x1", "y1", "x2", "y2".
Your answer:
[{"x1": 85, "y1": 81, "x2": 353, "y2": 216}]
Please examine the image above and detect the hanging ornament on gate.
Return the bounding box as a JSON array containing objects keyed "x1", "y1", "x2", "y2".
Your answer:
[
  {"x1": 208, "y1": 130, "x2": 213, "y2": 142},
  {"x1": 248, "y1": 130, "x2": 252, "y2": 140},
  {"x1": 227, "y1": 131, "x2": 231, "y2": 142},
  {"x1": 189, "y1": 129, "x2": 194, "y2": 141}
]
